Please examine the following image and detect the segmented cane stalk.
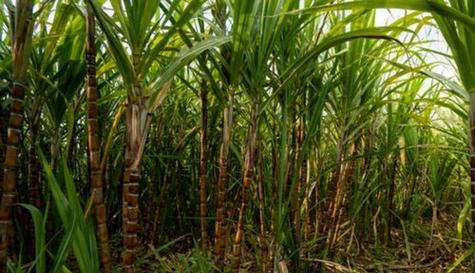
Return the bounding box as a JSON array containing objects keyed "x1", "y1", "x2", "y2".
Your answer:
[
  {"x1": 232, "y1": 103, "x2": 259, "y2": 273},
  {"x1": 0, "y1": 1, "x2": 34, "y2": 270},
  {"x1": 122, "y1": 169, "x2": 140, "y2": 273},
  {"x1": 0, "y1": 110, "x2": 6, "y2": 197},
  {"x1": 122, "y1": 102, "x2": 148, "y2": 273},
  {"x1": 86, "y1": 5, "x2": 113, "y2": 273},
  {"x1": 199, "y1": 80, "x2": 209, "y2": 251},
  {"x1": 27, "y1": 113, "x2": 41, "y2": 209},
  {"x1": 0, "y1": 83, "x2": 26, "y2": 270},
  {"x1": 469, "y1": 93, "x2": 475, "y2": 234},
  {"x1": 214, "y1": 93, "x2": 234, "y2": 269}
]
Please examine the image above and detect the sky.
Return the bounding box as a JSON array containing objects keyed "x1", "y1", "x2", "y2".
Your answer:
[{"x1": 375, "y1": 9, "x2": 456, "y2": 79}]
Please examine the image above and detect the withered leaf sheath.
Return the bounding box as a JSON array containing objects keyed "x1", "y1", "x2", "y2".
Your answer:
[
  {"x1": 214, "y1": 93, "x2": 233, "y2": 269},
  {"x1": 122, "y1": 102, "x2": 148, "y2": 273}
]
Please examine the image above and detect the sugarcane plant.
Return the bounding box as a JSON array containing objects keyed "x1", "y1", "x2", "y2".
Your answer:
[
  {"x1": 85, "y1": 3, "x2": 112, "y2": 272},
  {"x1": 1, "y1": 0, "x2": 475, "y2": 272},
  {"x1": 0, "y1": 0, "x2": 34, "y2": 271}
]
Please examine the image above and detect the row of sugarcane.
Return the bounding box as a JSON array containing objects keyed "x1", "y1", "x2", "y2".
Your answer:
[{"x1": 0, "y1": 1, "x2": 475, "y2": 273}]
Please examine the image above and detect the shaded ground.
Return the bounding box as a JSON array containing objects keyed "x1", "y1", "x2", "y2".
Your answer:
[{"x1": 102, "y1": 212, "x2": 474, "y2": 272}]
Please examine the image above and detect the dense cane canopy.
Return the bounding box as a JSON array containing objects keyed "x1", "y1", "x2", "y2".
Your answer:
[{"x1": 1, "y1": 0, "x2": 475, "y2": 272}]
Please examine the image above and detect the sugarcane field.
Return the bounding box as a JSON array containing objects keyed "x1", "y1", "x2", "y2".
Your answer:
[{"x1": 2, "y1": 0, "x2": 475, "y2": 272}]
